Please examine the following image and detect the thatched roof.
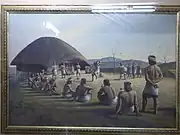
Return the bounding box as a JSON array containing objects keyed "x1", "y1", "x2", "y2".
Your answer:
[{"x1": 11, "y1": 37, "x2": 89, "y2": 72}]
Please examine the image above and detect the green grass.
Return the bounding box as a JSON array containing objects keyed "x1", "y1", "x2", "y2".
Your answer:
[
  {"x1": 169, "y1": 69, "x2": 176, "y2": 74},
  {"x1": 168, "y1": 69, "x2": 176, "y2": 77}
]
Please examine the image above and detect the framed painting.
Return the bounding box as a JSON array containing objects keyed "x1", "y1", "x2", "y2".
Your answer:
[{"x1": 1, "y1": 4, "x2": 180, "y2": 134}]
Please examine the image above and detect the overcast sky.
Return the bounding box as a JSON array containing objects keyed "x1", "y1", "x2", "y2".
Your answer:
[{"x1": 8, "y1": 13, "x2": 176, "y2": 64}]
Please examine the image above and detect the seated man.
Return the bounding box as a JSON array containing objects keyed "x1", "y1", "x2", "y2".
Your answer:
[
  {"x1": 40, "y1": 76, "x2": 49, "y2": 91},
  {"x1": 98, "y1": 79, "x2": 117, "y2": 106},
  {"x1": 48, "y1": 75, "x2": 57, "y2": 95},
  {"x1": 62, "y1": 77, "x2": 74, "y2": 98},
  {"x1": 116, "y1": 81, "x2": 140, "y2": 116},
  {"x1": 73, "y1": 78, "x2": 92, "y2": 102}
]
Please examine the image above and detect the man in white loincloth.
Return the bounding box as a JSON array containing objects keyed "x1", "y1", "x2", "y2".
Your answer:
[
  {"x1": 141, "y1": 55, "x2": 163, "y2": 114},
  {"x1": 119, "y1": 63, "x2": 126, "y2": 80},
  {"x1": 60, "y1": 63, "x2": 66, "y2": 78},
  {"x1": 76, "y1": 63, "x2": 81, "y2": 79}
]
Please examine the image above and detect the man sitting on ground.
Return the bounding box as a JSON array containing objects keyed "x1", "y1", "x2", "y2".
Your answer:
[
  {"x1": 98, "y1": 79, "x2": 117, "y2": 106},
  {"x1": 62, "y1": 77, "x2": 74, "y2": 98},
  {"x1": 116, "y1": 81, "x2": 140, "y2": 116},
  {"x1": 73, "y1": 78, "x2": 92, "y2": 102}
]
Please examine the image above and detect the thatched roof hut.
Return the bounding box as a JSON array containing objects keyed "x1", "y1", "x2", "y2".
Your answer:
[{"x1": 11, "y1": 37, "x2": 89, "y2": 72}]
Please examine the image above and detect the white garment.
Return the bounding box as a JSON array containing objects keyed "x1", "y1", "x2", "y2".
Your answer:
[
  {"x1": 62, "y1": 70, "x2": 66, "y2": 75},
  {"x1": 77, "y1": 69, "x2": 81, "y2": 73},
  {"x1": 54, "y1": 69, "x2": 57, "y2": 75},
  {"x1": 112, "y1": 96, "x2": 118, "y2": 105},
  {"x1": 143, "y1": 84, "x2": 159, "y2": 96}
]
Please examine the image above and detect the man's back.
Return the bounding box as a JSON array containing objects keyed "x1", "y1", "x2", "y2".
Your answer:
[
  {"x1": 117, "y1": 90, "x2": 138, "y2": 113},
  {"x1": 145, "y1": 65, "x2": 163, "y2": 83},
  {"x1": 76, "y1": 85, "x2": 91, "y2": 97},
  {"x1": 101, "y1": 86, "x2": 116, "y2": 101}
]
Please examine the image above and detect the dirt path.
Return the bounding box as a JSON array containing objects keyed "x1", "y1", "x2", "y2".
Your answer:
[{"x1": 9, "y1": 73, "x2": 176, "y2": 128}]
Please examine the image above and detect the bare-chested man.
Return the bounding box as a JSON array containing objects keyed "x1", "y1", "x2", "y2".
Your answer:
[
  {"x1": 98, "y1": 79, "x2": 117, "y2": 106},
  {"x1": 60, "y1": 63, "x2": 66, "y2": 78},
  {"x1": 62, "y1": 77, "x2": 74, "y2": 98},
  {"x1": 76, "y1": 63, "x2": 81, "y2": 79},
  {"x1": 141, "y1": 55, "x2": 163, "y2": 114},
  {"x1": 73, "y1": 78, "x2": 92, "y2": 102},
  {"x1": 119, "y1": 63, "x2": 126, "y2": 80},
  {"x1": 116, "y1": 81, "x2": 140, "y2": 116},
  {"x1": 136, "y1": 64, "x2": 142, "y2": 78}
]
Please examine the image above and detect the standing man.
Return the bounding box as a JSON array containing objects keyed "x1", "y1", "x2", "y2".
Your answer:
[
  {"x1": 91, "y1": 68, "x2": 98, "y2": 82},
  {"x1": 52, "y1": 63, "x2": 58, "y2": 78},
  {"x1": 60, "y1": 63, "x2": 66, "y2": 78},
  {"x1": 76, "y1": 63, "x2": 81, "y2": 79},
  {"x1": 136, "y1": 64, "x2": 142, "y2": 78},
  {"x1": 71, "y1": 64, "x2": 75, "y2": 75},
  {"x1": 141, "y1": 55, "x2": 163, "y2": 114},
  {"x1": 97, "y1": 61, "x2": 101, "y2": 77},
  {"x1": 127, "y1": 64, "x2": 131, "y2": 78},
  {"x1": 119, "y1": 63, "x2": 125, "y2": 80},
  {"x1": 132, "y1": 63, "x2": 136, "y2": 79}
]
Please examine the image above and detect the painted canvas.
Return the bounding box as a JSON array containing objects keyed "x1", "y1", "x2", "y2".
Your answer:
[{"x1": 8, "y1": 12, "x2": 176, "y2": 128}]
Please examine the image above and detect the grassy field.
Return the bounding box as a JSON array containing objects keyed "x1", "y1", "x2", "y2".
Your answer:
[{"x1": 9, "y1": 73, "x2": 176, "y2": 128}]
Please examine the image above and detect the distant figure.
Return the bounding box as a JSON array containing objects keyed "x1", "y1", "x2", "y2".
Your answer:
[
  {"x1": 73, "y1": 78, "x2": 92, "y2": 102},
  {"x1": 60, "y1": 63, "x2": 66, "y2": 78},
  {"x1": 65, "y1": 65, "x2": 69, "y2": 75},
  {"x1": 76, "y1": 63, "x2": 81, "y2": 79},
  {"x1": 93, "y1": 61, "x2": 100, "y2": 77},
  {"x1": 127, "y1": 64, "x2": 131, "y2": 78},
  {"x1": 28, "y1": 73, "x2": 35, "y2": 88},
  {"x1": 141, "y1": 55, "x2": 163, "y2": 114},
  {"x1": 91, "y1": 68, "x2": 98, "y2": 82},
  {"x1": 131, "y1": 63, "x2": 136, "y2": 79},
  {"x1": 48, "y1": 75, "x2": 57, "y2": 96},
  {"x1": 136, "y1": 64, "x2": 142, "y2": 78},
  {"x1": 38, "y1": 70, "x2": 46, "y2": 90},
  {"x1": 98, "y1": 79, "x2": 117, "y2": 106},
  {"x1": 119, "y1": 63, "x2": 126, "y2": 80},
  {"x1": 71, "y1": 65, "x2": 75, "y2": 75},
  {"x1": 62, "y1": 77, "x2": 74, "y2": 98},
  {"x1": 40, "y1": 76, "x2": 49, "y2": 91},
  {"x1": 97, "y1": 61, "x2": 101, "y2": 77},
  {"x1": 39, "y1": 69, "x2": 45, "y2": 80},
  {"x1": 116, "y1": 81, "x2": 140, "y2": 116},
  {"x1": 52, "y1": 63, "x2": 58, "y2": 77},
  {"x1": 33, "y1": 73, "x2": 41, "y2": 88}
]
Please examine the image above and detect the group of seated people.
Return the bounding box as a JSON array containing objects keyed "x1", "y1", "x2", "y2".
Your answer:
[
  {"x1": 28, "y1": 71, "x2": 57, "y2": 95},
  {"x1": 62, "y1": 78, "x2": 140, "y2": 116},
  {"x1": 62, "y1": 77, "x2": 92, "y2": 102}
]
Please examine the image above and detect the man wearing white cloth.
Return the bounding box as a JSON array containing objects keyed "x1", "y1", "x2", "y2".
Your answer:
[{"x1": 141, "y1": 55, "x2": 163, "y2": 114}]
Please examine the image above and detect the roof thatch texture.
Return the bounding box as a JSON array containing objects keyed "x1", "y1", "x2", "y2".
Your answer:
[{"x1": 11, "y1": 37, "x2": 89, "y2": 72}]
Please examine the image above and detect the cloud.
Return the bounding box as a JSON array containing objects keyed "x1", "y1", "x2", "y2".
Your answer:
[{"x1": 8, "y1": 13, "x2": 176, "y2": 63}]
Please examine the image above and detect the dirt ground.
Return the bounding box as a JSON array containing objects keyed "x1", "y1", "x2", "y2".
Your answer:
[{"x1": 9, "y1": 72, "x2": 176, "y2": 128}]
